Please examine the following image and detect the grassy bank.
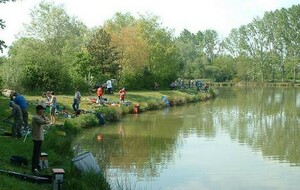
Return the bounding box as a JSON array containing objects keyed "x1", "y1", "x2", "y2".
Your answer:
[{"x1": 0, "y1": 89, "x2": 216, "y2": 189}]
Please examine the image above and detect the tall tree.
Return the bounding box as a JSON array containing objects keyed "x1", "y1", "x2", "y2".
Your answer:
[
  {"x1": 139, "y1": 14, "x2": 181, "y2": 88},
  {"x1": 86, "y1": 28, "x2": 120, "y2": 82},
  {"x1": 23, "y1": 1, "x2": 85, "y2": 56},
  {"x1": 5, "y1": 1, "x2": 87, "y2": 91},
  {"x1": 203, "y1": 29, "x2": 220, "y2": 63},
  {"x1": 175, "y1": 29, "x2": 204, "y2": 79},
  {"x1": 104, "y1": 12, "x2": 148, "y2": 87},
  {"x1": 284, "y1": 5, "x2": 300, "y2": 82}
]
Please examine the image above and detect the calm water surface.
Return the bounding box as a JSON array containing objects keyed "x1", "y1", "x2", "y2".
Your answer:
[{"x1": 74, "y1": 87, "x2": 300, "y2": 190}]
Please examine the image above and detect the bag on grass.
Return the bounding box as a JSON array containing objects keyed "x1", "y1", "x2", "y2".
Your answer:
[{"x1": 95, "y1": 112, "x2": 105, "y2": 126}]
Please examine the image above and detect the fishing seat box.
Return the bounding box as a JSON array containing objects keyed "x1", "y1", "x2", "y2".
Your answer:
[{"x1": 39, "y1": 152, "x2": 48, "y2": 169}]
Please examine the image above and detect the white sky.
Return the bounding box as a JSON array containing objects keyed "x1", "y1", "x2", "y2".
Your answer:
[{"x1": 0, "y1": 0, "x2": 299, "y2": 55}]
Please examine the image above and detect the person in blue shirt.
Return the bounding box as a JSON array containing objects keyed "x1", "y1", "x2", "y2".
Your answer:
[{"x1": 10, "y1": 92, "x2": 28, "y2": 129}]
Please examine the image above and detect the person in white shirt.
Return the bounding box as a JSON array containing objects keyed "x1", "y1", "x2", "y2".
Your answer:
[{"x1": 106, "y1": 79, "x2": 113, "y2": 94}]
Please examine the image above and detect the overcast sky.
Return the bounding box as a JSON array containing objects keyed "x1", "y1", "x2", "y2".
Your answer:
[{"x1": 0, "y1": 0, "x2": 299, "y2": 55}]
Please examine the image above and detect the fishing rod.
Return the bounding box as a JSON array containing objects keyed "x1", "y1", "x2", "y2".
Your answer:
[{"x1": 0, "y1": 169, "x2": 52, "y2": 184}]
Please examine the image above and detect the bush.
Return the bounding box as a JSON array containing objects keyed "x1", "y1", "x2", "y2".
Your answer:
[
  {"x1": 64, "y1": 113, "x2": 98, "y2": 128},
  {"x1": 146, "y1": 100, "x2": 165, "y2": 111},
  {"x1": 96, "y1": 107, "x2": 122, "y2": 123}
]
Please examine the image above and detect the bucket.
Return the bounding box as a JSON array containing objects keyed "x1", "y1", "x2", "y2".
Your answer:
[{"x1": 71, "y1": 152, "x2": 101, "y2": 174}]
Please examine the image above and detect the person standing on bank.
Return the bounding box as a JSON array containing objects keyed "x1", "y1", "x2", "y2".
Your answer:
[
  {"x1": 31, "y1": 105, "x2": 50, "y2": 173},
  {"x1": 5, "y1": 101, "x2": 23, "y2": 138},
  {"x1": 119, "y1": 87, "x2": 126, "y2": 104},
  {"x1": 97, "y1": 85, "x2": 103, "y2": 105},
  {"x1": 48, "y1": 91, "x2": 57, "y2": 125},
  {"x1": 106, "y1": 79, "x2": 113, "y2": 94},
  {"x1": 10, "y1": 92, "x2": 29, "y2": 129},
  {"x1": 72, "y1": 88, "x2": 81, "y2": 112}
]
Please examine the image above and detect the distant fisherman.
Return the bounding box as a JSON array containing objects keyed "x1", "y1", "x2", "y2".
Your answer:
[{"x1": 72, "y1": 88, "x2": 81, "y2": 112}]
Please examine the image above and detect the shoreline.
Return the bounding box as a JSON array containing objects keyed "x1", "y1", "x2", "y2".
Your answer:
[{"x1": 0, "y1": 89, "x2": 216, "y2": 189}]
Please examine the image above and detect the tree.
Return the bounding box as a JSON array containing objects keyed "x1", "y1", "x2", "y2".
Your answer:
[
  {"x1": 86, "y1": 28, "x2": 120, "y2": 82},
  {"x1": 203, "y1": 29, "x2": 220, "y2": 63},
  {"x1": 175, "y1": 29, "x2": 202, "y2": 79},
  {"x1": 139, "y1": 14, "x2": 181, "y2": 88},
  {"x1": 283, "y1": 5, "x2": 300, "y2": 82},
  {"x1": 5, "y1": 1, "x2": 87, "y2": 91},
  {"x1": 104, "y1": 13, "x2": 149, "y2": 88},
  {"x1": 23, "y1": 1, "x2": 85, "y2": 56}
]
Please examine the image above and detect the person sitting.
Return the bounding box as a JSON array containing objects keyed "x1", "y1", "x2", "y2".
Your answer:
[
  {"x1": 72, "y1": 88, "x2": 81, "y2": 112},
  {"x1": 204, "y1": 83, "x2": 209, "y2": 92},
  {"x1": 169, "y1": 82, "x2": 177, "y2": 90},
  {"x1": 154, "y1": 82, "x2": 159, "y2": 91}
]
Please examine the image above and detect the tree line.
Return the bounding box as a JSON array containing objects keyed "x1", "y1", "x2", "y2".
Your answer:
[{"x1": 0, "y1": 1, "x2": 299, "y2": 93}]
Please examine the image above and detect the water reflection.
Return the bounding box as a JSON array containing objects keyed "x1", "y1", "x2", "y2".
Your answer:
[
  {"x1": 214, "y1": 87, "x2": 300, "y2": 164},
  {"x1": 73, "y1": 87, "x2": 300, "y2": 189}
]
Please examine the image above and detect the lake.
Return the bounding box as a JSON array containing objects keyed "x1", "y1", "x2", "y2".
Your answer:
[{"x1": 74, "y1": 87, "x2": 300, "y2": 190}]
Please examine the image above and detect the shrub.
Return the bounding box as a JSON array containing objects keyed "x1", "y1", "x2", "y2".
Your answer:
[
  {"x1": 65, "y1": 113, "x2": 98, "y2": 128},
  {"x1": 146, "y1": 100, "x2": 165, "y2": 110},
  {"x1": 96, "y1": 107, "x2": 122, "y2": 123}
]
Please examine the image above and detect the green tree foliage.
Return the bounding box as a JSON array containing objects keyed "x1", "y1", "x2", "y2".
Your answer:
[
  {"x1": 23, "y1": 1, "x2": 85, "y2": 56},
  {"x1": 86, "y1": 28, "x2": 120, "y2": 82},
  {"x1": 104, "y1": 12, "x2": 180, "y2": 90},
  {"x1": 222, "y1": 4, "x2": 300, "y2": 82},
  {"x1": 4, "y1": 38, "x2": 68, "y2": 91},
  {"x1": 4, "y1": 1, "x2": 87, "y2": 91},
  {"x1": 175, "y1": 29, "x2": 221, "y2": 81},
  {"x1": 139, "y1": 14, "x2": 181, "y2": 89},
  {"x1": 104, "y1": 13, "x2": 149, "y2": 89},
  {"x1": 2, "y1": 1, "x2": 300, "y2": 92}
]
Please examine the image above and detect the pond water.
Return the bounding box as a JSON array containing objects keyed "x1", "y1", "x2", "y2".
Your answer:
[{"x1": 73, "y1": 87, "x2": 300, "y2": 190}]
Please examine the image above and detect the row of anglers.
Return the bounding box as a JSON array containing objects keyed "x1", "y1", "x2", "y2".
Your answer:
[
  {"x1": 3, "y1": 90, "x2": 108, "y2": 138},
  {"x1": 1, "y1": 91, "x2": 55, "y2": 174},
  {"x1": 2, "y1": 90, "x2": 106, "y2": 177}
]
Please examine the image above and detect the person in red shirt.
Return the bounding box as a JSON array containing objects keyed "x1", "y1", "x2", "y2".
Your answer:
[
  {"x1": 119, "y1": 87, "x2": 126, "y2": 104},
  {"x1": 97, "y1": 86, "x2": 103, "y2": 105}
]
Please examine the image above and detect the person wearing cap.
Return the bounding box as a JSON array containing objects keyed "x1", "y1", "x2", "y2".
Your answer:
[
  {"x1": 5, "y1": 101, "x2": 23, "y2": 138},
  {"x1": 31, "y1": 105, "x2": 50, "y2": 173},
  {"x1": 10, "y1": 91, "x2": 29, "y2": 129}
]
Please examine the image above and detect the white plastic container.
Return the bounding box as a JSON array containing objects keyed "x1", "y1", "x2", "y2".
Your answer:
[{"x1": 71, "y1": 152, "x2": 101, "y2": 174}]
